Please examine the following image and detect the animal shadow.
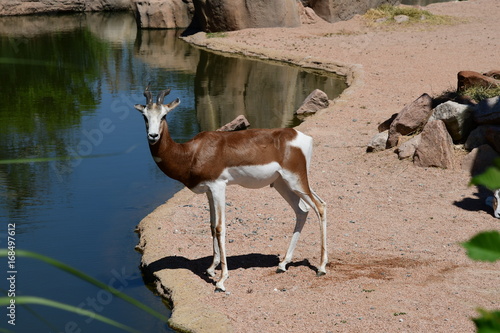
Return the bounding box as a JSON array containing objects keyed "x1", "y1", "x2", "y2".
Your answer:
[
  {"x1": 143, "y1": 253, "x2": 282, "y2": 286},
  {"x1": 454, "y1": 187, "x2": 492, "y2": 214}
]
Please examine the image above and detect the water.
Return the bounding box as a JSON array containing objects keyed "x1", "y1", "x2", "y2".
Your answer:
[{"x1": 0, "y1": 12, "x2": 345, "y2": 333}]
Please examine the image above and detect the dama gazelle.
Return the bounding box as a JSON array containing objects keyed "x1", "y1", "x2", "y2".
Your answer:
[
  {"x1": 134, "y1": 86, "x2": 327, "y2": 292},
  {"x1": 486, "y1": 189, "x2": 500, "y2": 218}
]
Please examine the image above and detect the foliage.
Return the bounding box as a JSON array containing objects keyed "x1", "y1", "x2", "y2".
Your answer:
[
  {"x1": 461, "y1": 231, "x2": 500, "y2": 262},
  {"x1": 0, "y1": 249, "x2": 168, "y2": 331},
  {"x1": 470, "y1": 159, "x2": 500, "y2": 191},
  {"x1": 459, "y1": 85, "x2": 500, "y2": 103},
  {"x1": 473, "y1": 309, "x2": 500, "y2": 333},
  {"x1": 465, "y1": 158, "x2": 500, "y2": 332}
]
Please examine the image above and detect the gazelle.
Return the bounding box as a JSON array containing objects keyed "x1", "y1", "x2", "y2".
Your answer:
[
  {"x1": 134, "y1": 86, "x2": 327, "y2": 292},
  {"x1": 486, "y1": 189, "x2": 500, "y2": 218}
]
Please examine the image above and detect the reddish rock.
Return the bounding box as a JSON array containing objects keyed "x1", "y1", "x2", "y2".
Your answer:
[
  {"x1": 216, "y1": 115, "x2": 250, "y2": 132},
  {"x1": 192, "y1": 0, "x2": 300, "y2": 32},
  {"x1": 387, "y1": 93, "x2": 433, "y2": 148},
  {"x1": 457, "y1": 70, "x2": 500, "y2": 92},
  {"x1": 377, "y1": 113, "x2": 398, "y2": 133},
  {"x1": 295, "y1": 89, "x2": 329, "y2": 115},
  {"x1": 462, "y1": 144, "x2": 500, "y2": 175},
  {"x1": 484, "y1": 70, "x2": 500, "y2": 80},
  {"x1": 414, "y1": 120, "x2": 454, "y2": 169},
  {"x1": 396, "y1": 134, "x2": 421, "y2": 160}
]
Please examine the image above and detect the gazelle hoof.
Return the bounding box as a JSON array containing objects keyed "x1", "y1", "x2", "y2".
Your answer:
[
  {"x1": 276, "y1": 267, "x2": 286, "y2": 274},
  {"x1": 316, "y1": 270, "x2": 326, "y2": 277}
]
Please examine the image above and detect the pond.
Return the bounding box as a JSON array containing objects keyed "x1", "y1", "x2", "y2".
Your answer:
[{"x1": 0, "y1": 12, "x2": 346, "y2": 333}]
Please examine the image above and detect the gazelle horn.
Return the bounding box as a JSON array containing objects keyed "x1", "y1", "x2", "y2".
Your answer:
[{"x1": 157, "y1": 89, "x2": 171, "y2": 105}]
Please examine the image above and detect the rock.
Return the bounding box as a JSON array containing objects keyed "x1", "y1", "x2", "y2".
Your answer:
[
  {"x1": 396, "y1": 134, "x2": 421, "y2": 160},
  {"x1": 394, "y1": 15, "x2": 409, "y2": 23},
  {"x1": 192, "y1": 0, "x2": 300, "y2": 32},
  {"x1": 134, "y1": 0, "x2": 194, "y2": 29},
  {"x1": 0, "y1": 0, "x2": 132, "y2": 16},
  {"x1": 308, "y1": 0, "x2": 399, "y2": 23},
  {"x1": 366, "y1": 130, "x2": 389, "y2": 152},
  {"x1": 377, "y1": 113, "x2": 398, "y2": 133},
  {"x1": 298, "y1": 1, "x2": 323, "y2": 24},
  {"x1": 484, "y1": 70, "x2": 500, "y2": 80},
  {"x1": 462, "y1": 144, "x2": 500, "y2": 175},
  {"x1": 473, "y1": 96, "x2": 500, "y2": 125},
  {"x1": 295, "y1": 89, "x2": 329, "y2": 115},
  {"x1": 387, "y1": 93, "x2": 433, "y2": 148},
  {"x1": 414, "y1": 120, "x2": 454, "y2": 169},
  {"x1": 216, "y1": 115, "x2": 250, "y2": 131},
  {"x1": 428, "y1": 101, "x2": 475, "y2": 142},
  {"x1": 464, "y1": 125, "x2": 500, "y2": 151},
  {"x1": 485, "y1": 126, "x2": 500, "y2": 154},
  {"x1": 457, "y1": 70, "x2": 500, "y2": 92}
]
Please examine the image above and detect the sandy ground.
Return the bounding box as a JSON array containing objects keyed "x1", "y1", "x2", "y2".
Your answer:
[{"x1": 136, "y1": 1, "x2": 500, "y2": 332}]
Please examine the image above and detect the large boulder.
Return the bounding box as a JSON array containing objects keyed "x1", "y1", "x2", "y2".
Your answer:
[
  {"x1": 192, "y1": 0, "x2": 300, "y2": 32},
  {"x1": 134, "y1": 0, "x2": 194, "y2": 29},
  {"x1": 472, "y1": 96, "x2": 500, "y2": 125},
  {"x1": 387, "y1": 93, "x2": 433, "y2": 148},
  {"x1": 0, "y1": 0, "x2": 132, "y2": 16},
  {"x1": 308, "y1": 0, "x2": 399, "y2": 23},
  {"x1": 414, "y1": 120, "x2": 454, "y2": 169},
  {"x1": 428, "y1": 100, "x2": 475, "y2": 142}
]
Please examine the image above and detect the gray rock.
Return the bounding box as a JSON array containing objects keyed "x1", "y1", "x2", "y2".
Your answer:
[
  {"x1": 394, "y1": 15, "x2": 409, "y2": 23},
  {"x1": 428, "y1": 101, "x2": 475, "y2": 142},
  {"x1": 473, "y1": 96, "x2": 500, "y2": 125},
  {"x1": 134, "y1": 0, "x2": 194, "y2": 29},
  {"x1": 396, "y1": 134, "x2": 421, "y2": 160},
  {"x1": 367, "y1": 130, "x2": 389, "y2": 152},
  {"x1": 414, "y1": 120, "x2": 454, "y2": 169}
]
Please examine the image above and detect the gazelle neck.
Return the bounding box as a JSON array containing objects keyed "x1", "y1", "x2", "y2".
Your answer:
[{"x1": 148, "y1": 120, "x2": 194, "y2": 187}]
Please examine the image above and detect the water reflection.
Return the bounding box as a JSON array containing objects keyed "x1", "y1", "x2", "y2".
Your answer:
[{"x1": 134, "y1": 29, "x2": 346, "y2": 131}]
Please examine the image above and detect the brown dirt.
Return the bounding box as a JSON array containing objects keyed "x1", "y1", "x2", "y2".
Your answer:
[{"x1": 136, "y1": 1, "x2": 500, "y2": 332}]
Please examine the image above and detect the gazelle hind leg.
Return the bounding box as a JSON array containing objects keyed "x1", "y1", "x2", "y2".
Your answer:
[
  {"x1": 206, "y1": 191, "x2": 220, "y2": 278},
  {"x1": 207, "y1": 183, "x2": 229, "y2": 292},
  {"x1": 272, "y1": 176, "x2": 309, "y2": 273},
  {"x1": 278, "y1": 172, "x2": 328, "y2": 276}
]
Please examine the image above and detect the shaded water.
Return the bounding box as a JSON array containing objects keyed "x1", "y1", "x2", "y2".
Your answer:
[{"x1": 0, "y1": 12, "x2": 345, "y2": 333}]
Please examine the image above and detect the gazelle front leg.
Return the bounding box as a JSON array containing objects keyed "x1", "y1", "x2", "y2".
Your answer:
[
  {"x1": 206, "y1": 191, "x2": 220, "y2": 278},
  {"x1": 207, "y1": 183, "x2": 229, "y2": 292}
]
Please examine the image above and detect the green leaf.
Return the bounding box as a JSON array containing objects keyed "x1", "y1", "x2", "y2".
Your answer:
[
  {"x1": 470, "y1": 158, "x2": 500, "y2": 191},
  {"x1": 473, "y1": 308, "x2": 500, "y2": 333},
  {"x1": 0, "y1": 249, "x2": 168, "y2": 322},
  {"x1": 0, "y1": 296, "x2": 140, "y2": 333},
  {"x1": 462, "y1": 231, "x2": 500, "y2": 262}
]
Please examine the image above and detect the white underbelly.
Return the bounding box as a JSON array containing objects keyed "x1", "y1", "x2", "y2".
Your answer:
[{"x1": 221, "y1": 162, "x2": 281, "y2": 188}]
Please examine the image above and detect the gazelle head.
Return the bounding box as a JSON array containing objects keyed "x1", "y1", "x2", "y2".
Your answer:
[
  {"x1": 493, "y1": 189, "x2": 500, "y2": 218},
  {"x1": 486, "y1": 189, "x2": 500, "y2": 218},
  {"x1": 134, "y1": 86, "x2": 180, "y2": 144}
]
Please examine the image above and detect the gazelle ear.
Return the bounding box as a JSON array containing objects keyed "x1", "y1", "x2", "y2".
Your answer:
[
  {"x1": 166, "y1": 98, "x2": 180, "y2": 111},
  {"x1": 134, "y1": 104, "x2": 145, "y2": 112}
]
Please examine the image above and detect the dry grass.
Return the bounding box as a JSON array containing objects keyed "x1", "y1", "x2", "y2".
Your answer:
[{"x1": 364, "y1": 4, "x2": 460, "y2": 26}]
